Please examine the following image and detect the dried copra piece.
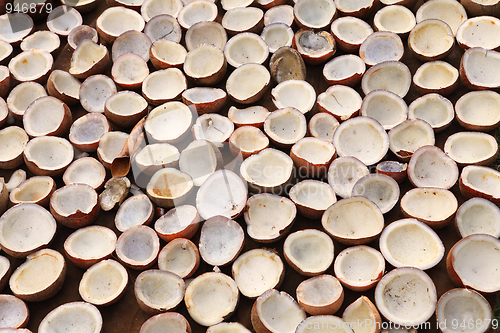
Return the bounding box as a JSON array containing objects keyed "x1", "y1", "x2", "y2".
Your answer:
[
  {"x1": 99, "y1": 177, "x2": 131, "y2": 211},
  {"x1": 3, "y1": 169, "x2": 26, "y2": 191}
]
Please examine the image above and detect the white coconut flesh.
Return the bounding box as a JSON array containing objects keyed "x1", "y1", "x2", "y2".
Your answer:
[
  {"x1": 361, "y1": 90, "x2": 408, "y2": 130},
  {"x1": 343, "y1": 297, "x2": 380, "y2": 333},
  {"x1": 135, "y1": 270, "x2": 185, "y2": 311},
  {"x1": 451, "y1": 234, "x2": 500, "y2": 293},
  {"x1": 322, "y1": 197, "x2": 384, "y2": 243},
  {"x1": 416, "y1": 0, "x2": 467, "y2": 35},
  {"x1": 351, "y1": 174, "x2": 400, "y2": 214},
  {"x1": 112, "y1": 54, "x2": 149, "y2": 86},
  {"x1": 226, "y1": 64, "x2": 270, "y2": 103},
  {"x1": 0, "y1": 295, "x2": 28, "y2": 328},
  {"x1": 334, "y1": 245, "x2": 385, "y2": 288},
  {"x1": 112, "y1": 31, "x2": 151, "y2": 62},
  {"x1": 289, "y1": 180, "x2": 337, "y2": 211},
  {"x1": 244, "y1": 194, "x2": 296, "y2": 241},
  {"x1": 463, "y1": 48, "x2": 500, "y2": 89},
  {"x1": 332, "y1": 17, "x2": 373, "y2": 47},
  {"x1": 144, "y1": 14, "x2": 182, "y2": 43},
  {"x1": 207, "y1": 322, "x2": 251, "y2": 333},
  {"x1": 255, "y1": 290, "x2": 306, "y2": 333},
  {"x1": 261, "y1": 23, "x2": 293, "y2": 53},
  {"x1": 317, "y1": 85, "x2": 362, "y2": 120},
  {"x1": 296, "y1": 275, "x2": 343, "y2": 310},
  {"x1": 328, "y1": 156, "x2": 370, "y2": 198},
  {"x1": 456, "y1": 198, "x2": 500, "y2": 238},
  {"x1": 221, "y1": 0, "x2": 252, "y2": 10},
  {"x1": 70, "y1": 115, "x2": 109, "y2": 145},
  {"x1": 142, "y1": 69, "x2": 186, "y2": 103},
  {"x1": 21, "y1": 31, "x2": 60, "y2": 53},
  {"x1": 183, "y1": 87, "x2": 225, "y2": 107},
  {"x1": 228, "y1": 106, "x2": 270, "y2": 126},
  {"x1": 295, "y1": 30, "x2": 333, "y2": 58},
  {"x1": 374, "y1": 5, "x2": 416, "y2": 34},
  {"x1": 178, "y1": 1, "x2": 217, "y2": 29},
  {"x1": 68, "y1": 25, "x2": 98, "y2": 50},
  {"x1": 461, "y1": 166, "x2": 500, "y2": 200},
  {"x1": 115, "y1": 195, "x2": 153, "y2": 232},
  {"x1": 147, "y1": 168, "x2": 193, "y2": 205},
  {"x1": 80, "y1": 76, "x2": 117, "y2": 113},
  {"x1": 294, "y1": 0, "x2": 335, "y2": 28},
  {"x1": 456, "y1": 91, "x2": 500, "y2": 128},
  {"x1": 134, "y1": 144, "x2": 180, "y2": 172},
  {"x1": 284, "y1": 229, "x2": 334, "y2": 274},
  {"x1": 10, "y1": 176, "x2": 54, "y2": 204},
  {"x1": 362, "y1": 61, "x2": 411, "y2": 98},
  {"x1": 444, "y1": 132, "x2": 497, "y2": 165},
  {"x1": 140, "y1": 313, "x2": 190, "y2": 333},
  {"x1": 106, "y1": 92, "x2": 147, "y2": 118},
  {"x1": 98, "y1": 132, "x2": 129, "y2": 165},
  {"x1": 63, "y1": 157, "x2": 106, "y2": 189},
  {"x1": 222, "y1": 7, "x2": 263, "y2": 33},
  {"x1": 309, "y1": 113, "x2": 339, "y2": 142},
  {"x1": 38, "y1": 302, "x2": 102, "y2": 333},
  {"x1": 158, "y1": 238, "x2": 198, "y2": 278},
  {"x1": 185, "y1": 21, "x2": 227, "y2": 51},
  {"x1": 437, "y1": 289, "x2": 492, "y2": 333},
  {"x1": 145, "y1": 102, "x2": 192, "y2": 143},
  {"x1": 0, "y1": 255, "x2": 9, "y2": 283},
  {"x1": 0, "y1": 41, "x2": 12, "y2": 61},
  {"x1": 264, "y1": 5, "x2": 294, "y2": 26},
  {"x1": 180, "y1": 140, "x2": 221, "y2": 187},
  {"x1": 323, "y1": 55, "x2": 366, "y2": 84},
  {"x1": 225, "y1": 33, "x2": 268, "y2": 68},
  {"x1": 52, "y1": 184, "x2": 97, "y2": 217},
  {"x1": 9, "y1": 50, "x2": 52, "y2": 81},
  {"x1": 0, "y1": 13, "x2": 33, "y2": 43},
  {"x1": 230, "y1": 126, "x2": 269, "y2": 154},
  {"x1": 240, "y1": 149, "x2": 293, "y2": 189},
  {"x1": 196, "y1": 170, "x2": 247, "y2": 220},
  {"x1": 184, "y1": 272, "x2": 239, "y2": 326},
  {"x1": 47, "y1": 6, "x2": 82, "y2": 35},
  {"x1": 155, "y1": 204, "x2": 198, "y2": 236},
  {"x1": 388, "y1": 120, "x2": 435, "y2": 159},
  {"x1": 409, "y1": 20, "x2": 454, "y2": 58},
  {"x1": 296, "y1": 316, "x2": 353, "y2": 333},
  {"x1": 192, "y1": 114, "x2": 234, "y2": 144},
  {"x1": 70, "y1": 40, "x2": 107, "y2": 75},
  {"x1": 409, "y1": 146, "x2": 458, "y2": 189},
  {"x1": 292, "y1": 138, "x2": 336, "y2": 166},
  {"x1": 375, "y1": 268, "x2": 437, "y2": 326},
  {"x1": 199, "y1": 216, "x2": 244, "y2": 266},
  {"x1": 97, "y1": 7, "x2": 145, "y2": 38},
  {"x1": 0, "y1": 127, "x2": 28, "y2": 163},
  {"x1": 414, "y1": 61, "x2": 458, "y2": 90},
  {"x1": 79, "y1": 260, "x2": 128, "y2": 305},
  {"x1": 151, "y1": 40, "x2": 186, "y2": 66},
  {"x1": 408, "y1": 93, "x2": 454, "y2": 130},
  {"x1": 272, "y1": 80, "x2": 316, "y2": 114},
  {"x1": 380, "y1": 219, "x2": 444, "y2": 269},
  {"x1": 360, "y1": 32, "x2": 404, "y2": 66},
  {"x1": 232, "y1": 248, "x2": 284, "y2": 298},
  {"x1": 401, "y1": 188, "x2": 458, "y2": 223},
  {"x1": 24, "y1": 137, "x2": 74, "y2": 171},
  {"x1": 10, "y1": 249, "x2": 64, "y2": 295},
  {"x1": 65, "y1": 226, "x2": 116, "y2": 261},
  {"x1": 457, "y1": 16, "x2": 500, "y2": 49},
  {"x1": 264, "y1": 108, "x2": 307, "y2": 145},
  {"x1": 333, "y1": 117, "x2": 389, "y2": 166},
  {"x1": 23, "y1": 97, "x2": 67, "y2": 136},
  {"x1": 49, "y1": 70, "x2": 81, "y2": 101},
  {"x1": 184, "y1": 45, "x2": 224, "y2": 79}
]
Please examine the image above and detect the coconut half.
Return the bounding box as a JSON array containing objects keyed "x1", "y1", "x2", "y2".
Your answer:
[
  {"x1": 4, "y1": 170, "x2": 26, "y2": 192},
  {"x1": 23, "y1": 96, "x2": 71, "y2": 138},
  {"x1": 133, "y1": 143, "x2": 180, "y2": 176},
  {"x1": 222, "y1": 7, "x2": 264, "y2": 35},
  {"x1": 447, "y1": 234, "x2": 500, "y2": 293},
  {"x1": 294, "y1": 0, "x2": 336, "y2": 29},
  {"x1": 456, "y1": 197, "x2": 500, "y2": 239},
  {"x1": 145, "y1": 102, "x2": 192, "y2": 144},
  {"x1": 264, "y1": 5, "x2": 294, "y2": 26},
  {"x1": 144, "y1": 14, "x2": 182, "y2": 43},
  {"x1": 380, "y1": 218, "x2": 445, "y2": 270},
  {"x1": 362, "y1": 61, "x2": 412, "y2": 98},
  {"x1": 401, "y1": 187, "x2": 458, "y2": 229},
  {"x1": 142, "y1": 68, "x2": 187, "y2": 105},
  {"x1": 373, "y1": 5, "x2": 416, "y2": 37},
  {"x1": 289, "y1": 179, "x2": 336, "y2": 219},
  {"x1": 69, "y1": 113, "x2": 110, "y2": 152},
  {"x1": 407, "y1": 145, "x2": 459, "y2": 189},
  {"x1": 140, "y1": 313, "x2": 191, "y2": 333},
  {"x1": 225, "y1": 33, "x2": 269, "y2": 68},
  {"x1": 184, "y1": 45, "x2": 227, "y2": 86},
  {"x1": 7, "y1": 82, "x2": 46, "y2": 120},
  {"x1": 46, "y1": 5, "x2": 82, "y2": 37},
  {"x1": 228, "y1": 106, "x2": 270, "y2": 128},
  {"x1": 317, "y1": 85, "x2": 362, "y2": 121},
  {"x1": 359, "y1": 31, "x2": 404, "y2": 67},
  {"x1": 154, "y1": 204, "x2": 200, "y2": 242},
  {"x1": 226, "y1": 63, "x2": 270, "y2": 104},
  {"x1": 459, "y1": 165, "x2": 500, "y2": 204},
  {"x1": 97, "y1": 6, "x2": 145, "y2": 44},
  {"x1": 323, "y1": 54, "x2": 365, "y2": 87},
  {"x1": 328, "y1": 156, "x2": 369, "y2": 199},
  {"x1": 63, "y1": 157, "x2": 106, "y2": 191},
  {"x1": 112, "y1": 30, "x2": 151, "y2": 62},
  {"x1": 0, "y1": 13, "x2": 33, "y2": 45},
  {"x1": 271, "y1": 80, "x2": 316, "y2": 114},
  {"x1": 416, "y1": 0, "x2": 467, "y2": 35},
  {"x1": 343, "y1": 296, "x2": 382, "y2": 333},
  {"x1": 46, "y1": 70, "x2": 81, "y2": 106},
  {"x1": 64, "y1": 225, "x2": 117, "y2": 269},
  {"x1": 50, "y1": 184, "x2": 99, "y2": 228},
  {"x1": 331, "y1": 16, "x2": 373, "y2": 52},
  {"x1": 308, "y1": 112, "x2": 339, "y2": 143},
  {"x1": 351, "y1": 174, "x2": 400, "y2": 214},
  {"x1": 185, "y1": 21, "x2": 227, "y2": 51},
  {"x1": 414, "y1": 60, "x2": 459, "y2": 96},
  {"x1": 460, "y1": 47, "x2": 500, "y2": 90},
  {"x1": 208, "y1": 323, "x2": 251, "y2": 333},
  {"x1": 388, "y1": 119, "x2": 435, "y2": 162},
  {"x1": 10, "y1": 248, "x2": 66, "y2": 302},
  {"x1": 146, "y1": 168, "x2": 194, "y2": 209},
  {"x1": 158, "y1": 238, "x2": 200, "y2": 278},
  {"x1": 199, "y1": 215, "x2": 244, "y2": 266},
  {"x1": 115, "y1": 194, "x2": 154, "y2": 232},
  {"x1": 264, "y1": 107, "x2": 307, "y2": 148},
  {"x1": 182, "y1": 87, "x2": 226, "y2": 115},
  {"x1": 97, "y1": 131, "x2": 129, "y2": 169},
  {"x1": 134, "y1": 269, "x2": 185, "y2": 314},
  {"x1": 456, "y1": 16, "x2": 500, "y2": 50},
  {"x1": 244, "y1": 193, "x2": 296, "y2": 243},
  {"x1": 322, "y1": 196, "x2": 384, "y2": 245},
  {"x1": 408, "y1": 19, "x2": 454, "y2": 61},
  {"x1": 177, "y1": 0, "x2": 217, "y2": 30},
  {"x1": 9, "y1": 176, "x2": 55, "y2": 206},
  {"x1": 269, "y1": 47, "x2": 307, "y2": 84},
  {"x1": 80, "y1": 75, "x2": 117, "y2": 113},
  {"x1": 296, "y1": 316, "x2": 353, "y2": 333},
  {"x1": 293, "y1": 29, "x2": 336, "y2": 65},
  {"x1": 444, "y1": 132, "x2": 498, "y2": 166},
  {"x1": 0, "y1": 126, "x2": 29, "y2": 170},
  {"x1": 0, "y1": 295, "x2": 28, "y2": 328},
  {"x1": 67, "y1": 25, "x2": 98, "y2": 51},
  {"x1": 20, "y1": 31, "x2": 60, "y2": 54},
  {"x1": 111, "y1": 54, "x2": 149, "y2": 90},
  {"x1": 284, "y1": 229, "x2": 334, "y2": 276},
  {"x1": 24, "y1": 136, "x2": 74, "y2": 176},
  {"x1": 79, "y1": 259, "x2": 128, "y2": 306},
  {"x1": 69, "y1": 40, "x2": 109, "y2": 80},
  {"x1": 229, "y1": 126, "x2": 269, "y2": 159},
  {"x1": 150, "y1": 40, "x2": 187, "y2": 70},
  {"x1": 38, "y1": 302, "x2": 102, "y2": 333},
  {"x1": 232, "y1": 248, "x2": 284, "y2": 298},
  {"x1": 104, "y1": 91, "x2": 148, "y2": 128},
  {"x1": 334, "y1": 245, "x2": 385, "y2": 292},
  {"x1": 192, "y1": 114, "x2": 234, "y2": 146},
  {"x1": 184, "y1": 272, "x2": 239, "y2": 326},
  {"x1": 455, "y1": 90, "x2": 500, "y2": 131},
  {"x1": 296, "y1": 275, "x2": 344, "y2": 316},
  {"x1": 261, "y1": 23, "x2": 293, "y2": 54},
  {"x1": 408, "y1": 93, "x2": 454, "y2": 132},
  {"x1": 360, "y1": 90, "x2": 408, "y2": 130},
  {"x1": 8, "y1": 49, "x2": 52, "y2": 84},
  {"x1": 375, "y1": 267, "x2": 437, "y2": 326}
]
